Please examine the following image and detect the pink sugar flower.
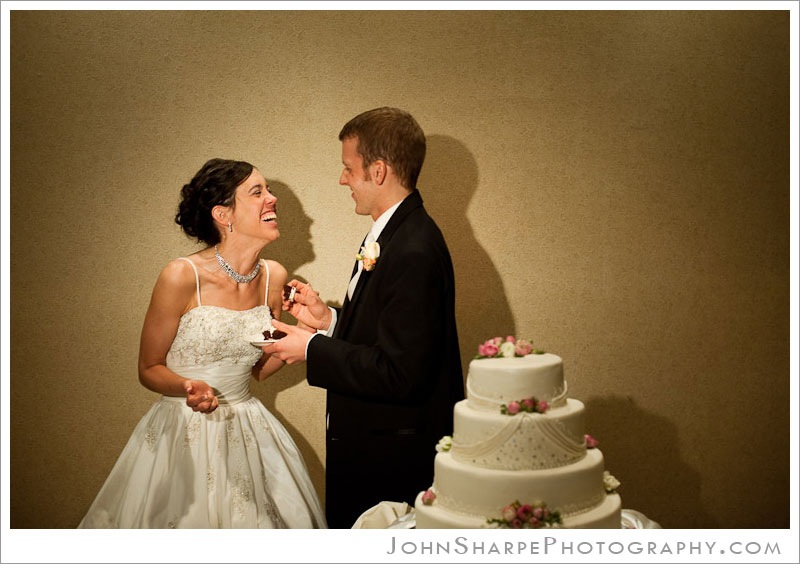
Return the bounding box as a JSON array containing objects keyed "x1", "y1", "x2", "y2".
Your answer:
[
  {"x1": 421, "y1": 488, "x2": 436, "y2": 505},
  {"x1": 487, "y1": 500, "x2": 563, "y2": 529},
  {"x1": 536, "y1": 400, "x2": 549, "y2": 413},
  {"x1": 521, "y1": 398, "x2": 536, "y2": 411},
  {"x1": 517, "y1": 504, "x2": 533, "y2": 520},
  {"x1": 501, "y1": 505, "x2": 517, "y2": 521},
  {"x1": 585, "y1": 434, "x2": 599, "y2": 448},
  {"x1": 515, "y1": 339, "x2": 534, "y2": 356},
  {"x1": 506, "y1": 401, "x2": 521, "y2": 415},
  {"x1": 476, "y1": 336, "x2": 543, "y2": 360}
]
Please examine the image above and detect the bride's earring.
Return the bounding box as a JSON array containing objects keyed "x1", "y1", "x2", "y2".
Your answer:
[{"x1": 228, "y1": 222, "x2": 233, "y2": 233}]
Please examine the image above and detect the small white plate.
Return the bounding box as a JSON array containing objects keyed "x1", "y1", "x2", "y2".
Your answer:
[{"x1": 248, "y1": 334, "x2": 279, "y2": 347}]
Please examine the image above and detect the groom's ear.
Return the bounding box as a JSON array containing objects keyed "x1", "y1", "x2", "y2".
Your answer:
[{"x1": 372, "y1": 160, "x2": 387, "y2": 185}]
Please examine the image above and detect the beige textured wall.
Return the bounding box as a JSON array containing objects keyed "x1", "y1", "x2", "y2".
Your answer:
[{"x1": 9, "y1": 10, "x2": 789, "y2": 529}]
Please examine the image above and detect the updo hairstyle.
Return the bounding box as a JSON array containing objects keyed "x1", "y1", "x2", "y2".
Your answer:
[{"x1": 175, "y1": 158, "x2": 254, "y2": 247}]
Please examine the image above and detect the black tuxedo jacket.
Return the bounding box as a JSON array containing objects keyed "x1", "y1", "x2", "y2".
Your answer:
[{"x1": 306, "y1": 190, "x2": 464, "y2": 527}]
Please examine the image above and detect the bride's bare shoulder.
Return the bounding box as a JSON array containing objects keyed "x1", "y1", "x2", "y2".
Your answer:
[
  {"x1": 263, "y1": 259, "x2": 288, "y2": 281},
  {"x1": 155, "y1": 257, "x2": 202, "y2": 293}
]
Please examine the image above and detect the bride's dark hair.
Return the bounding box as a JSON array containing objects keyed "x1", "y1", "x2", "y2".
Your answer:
[{"x1": 175, "y1": 158, "x2": 254, "y2": 246}]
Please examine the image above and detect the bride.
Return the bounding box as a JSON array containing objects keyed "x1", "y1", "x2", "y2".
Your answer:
[{"x1": 79, "y1": 158, "x2": 326, "y2": 528}]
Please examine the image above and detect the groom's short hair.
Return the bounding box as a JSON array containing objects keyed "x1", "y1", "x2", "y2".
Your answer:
[{"x1": 339, "y1": 107, "x2": 426, "y2": 190}]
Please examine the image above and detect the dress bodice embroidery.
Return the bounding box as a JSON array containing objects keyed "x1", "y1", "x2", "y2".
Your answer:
[
  {"x1": 166, "y1": 305, "x2": 271, "y2": 368},
  {"x1": 164, "y1": 258, "x2": 272, "y2": 400}
]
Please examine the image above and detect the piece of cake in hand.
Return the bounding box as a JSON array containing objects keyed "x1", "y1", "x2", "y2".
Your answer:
[
  {"x1": 283, "y1": 284, "x2": 296, "y2": 303},
  {"x1": 262, "y1": 329, "x2": 287, "y2": 340}
]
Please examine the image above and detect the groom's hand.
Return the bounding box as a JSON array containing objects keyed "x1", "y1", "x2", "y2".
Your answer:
[
  {"x1": 262, "y1": 319, "x2": 314, "y2": 365},
  {"x1": 282, "y1": 280, "x2": 332, "y2": 331}
]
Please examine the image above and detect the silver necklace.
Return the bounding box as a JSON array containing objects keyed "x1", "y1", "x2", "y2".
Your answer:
[{"x1": 214, "y1": 245, "x2": 261, "y2": 284}]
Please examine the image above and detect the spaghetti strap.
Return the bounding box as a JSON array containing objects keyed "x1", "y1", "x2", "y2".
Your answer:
[
  {"x1": 177, "y1": 257, "x2": 202, "y2": 306},
  {"x1": 262, "y1": 260, "x2": 270, "y2": 306}
]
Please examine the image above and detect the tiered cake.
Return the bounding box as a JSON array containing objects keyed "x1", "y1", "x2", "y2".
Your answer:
[{"x1": 414, "y1": 338, "x2": 621, "y2": 528}]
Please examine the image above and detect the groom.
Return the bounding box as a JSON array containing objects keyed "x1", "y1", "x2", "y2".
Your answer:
[{"x1": 267, "y1": 107, "x2": 464, "y2": 528}]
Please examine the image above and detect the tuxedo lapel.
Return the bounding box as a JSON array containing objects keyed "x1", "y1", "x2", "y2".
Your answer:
[
  {"x1": 337, "y1": 256, "x2": 374, "y2": 335},
  {"x1": 337, "y1": 231, "x2": 370, "y2": 334},
  {"x1": 335, "y1": 191, "x2": 424, "y2": 338}
]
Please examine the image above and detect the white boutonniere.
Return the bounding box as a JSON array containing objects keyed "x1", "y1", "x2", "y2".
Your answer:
[{"x1": 356, "y1": 240, "x2": 380, "y2": 271}]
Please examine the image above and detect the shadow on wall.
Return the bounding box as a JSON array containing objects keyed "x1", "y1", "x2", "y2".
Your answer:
[
  {"x1": 584, "y1": 394, "x2": 716, "y2": 529},
  {"x1": 421, "y1": 134, "x2": 516, "y2": 373},
  {"x1": 250, "y1": 179, "x2": 325, "y2": 495},
  {"x1": 263, "y1": 180, "x2": 316, "y2": 280}
]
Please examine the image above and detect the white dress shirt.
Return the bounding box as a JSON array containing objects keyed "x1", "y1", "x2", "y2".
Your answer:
[{"x1": 304, "y1": 199, "x2": 404, "y2": 358}]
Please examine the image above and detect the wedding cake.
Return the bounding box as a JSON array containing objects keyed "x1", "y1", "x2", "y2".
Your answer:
[{"x1": 414, "y1": 337, "x2": 621, "y2": 528}]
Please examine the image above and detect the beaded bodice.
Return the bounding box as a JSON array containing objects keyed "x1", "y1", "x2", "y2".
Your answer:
[
  {"x1": 162, "y1": 257, "x2": 272, "y2": 404},
  {"x1": 165, "y1": 305, "x2": 270, "y2": 368}
]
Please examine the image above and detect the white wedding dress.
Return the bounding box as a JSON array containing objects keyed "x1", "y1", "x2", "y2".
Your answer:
[{"x1": 79, "y1": 258, "x2": 326, "y2": 528}]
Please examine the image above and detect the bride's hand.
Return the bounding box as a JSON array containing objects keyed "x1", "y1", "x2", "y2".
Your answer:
[
  {"x1": 184, "y1": 380, "x2": 219, "y2": 413},
  {"x1": 282, "y1": 280, "x2": 332, "y2": 331}
]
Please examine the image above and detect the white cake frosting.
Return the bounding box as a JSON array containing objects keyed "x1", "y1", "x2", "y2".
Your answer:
[
  {"x1": 467, "y1": 353, "x2": 566, "y2": 407},
  {"x1": 450, "y1": 398, "x2": 586, "y2": 470},
  {"x1": 415, "y1": 350, "x2": 622, "y2": 529}
]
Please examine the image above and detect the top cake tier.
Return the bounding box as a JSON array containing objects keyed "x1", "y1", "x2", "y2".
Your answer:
[{"x1": 467, "y1": 353, "x2": 566, "y2": 409}]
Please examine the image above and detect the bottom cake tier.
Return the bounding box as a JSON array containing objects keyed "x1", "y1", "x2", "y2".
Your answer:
[
  {"x1": 414, "y1": 449, "x2": 621, "y2": 529},
  {"x1": 414, "y1": 489, "x2": 621, "y2": 529}
]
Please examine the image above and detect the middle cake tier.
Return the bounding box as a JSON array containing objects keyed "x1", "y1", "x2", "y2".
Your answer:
[{"x1": 451, "y1": 398, "x2": 587, "y2": 470}]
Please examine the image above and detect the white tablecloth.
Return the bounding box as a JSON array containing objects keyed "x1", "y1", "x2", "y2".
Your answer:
[{"x1": 351, "y1": 501, "x2": 662, "y2": 529}]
